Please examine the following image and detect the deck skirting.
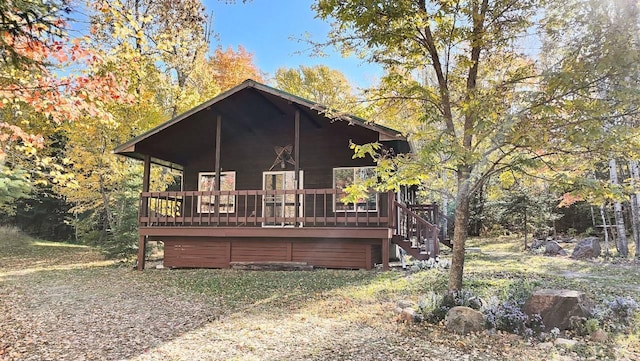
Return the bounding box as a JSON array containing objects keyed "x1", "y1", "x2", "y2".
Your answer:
[{"x1": 158, "y1": 236, "x2": 384, "y2": 270}]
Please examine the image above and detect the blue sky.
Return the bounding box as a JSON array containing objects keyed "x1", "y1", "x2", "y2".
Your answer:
[{"x1": 202, "y1": 0, "x2": 382, "y2": 88}]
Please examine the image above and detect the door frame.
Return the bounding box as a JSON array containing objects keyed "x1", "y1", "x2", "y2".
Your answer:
[{"x1": 261, "y1": 170, "x2": 303, "y2": 227}]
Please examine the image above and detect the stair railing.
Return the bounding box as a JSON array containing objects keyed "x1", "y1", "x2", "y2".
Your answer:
[{"x1": 394, "y1": 201, "x2": 440, "y2": 258}]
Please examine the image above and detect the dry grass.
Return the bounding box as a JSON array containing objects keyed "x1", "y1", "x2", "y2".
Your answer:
[{"x1": 0, "y1": 229, "x2": 638, "y2": 360}]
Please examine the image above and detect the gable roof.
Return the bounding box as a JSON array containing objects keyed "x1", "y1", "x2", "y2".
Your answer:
[{"x1": 114, "y1": 79, "x2": 407, "y2": 169}]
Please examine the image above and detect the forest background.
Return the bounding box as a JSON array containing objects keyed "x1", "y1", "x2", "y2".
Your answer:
[{"x1": 1, "y1": 0, "x2": 640, "y2": 291}]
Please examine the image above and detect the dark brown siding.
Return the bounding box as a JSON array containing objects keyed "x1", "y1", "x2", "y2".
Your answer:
[
  {"x1": 230, "y1": 240, "x2": 289, "y2": 262},
  {"x1": 291, "y1": 240, "x2": 368, "y2": 269},
  {"x1": 163, "y1": 238, "x2": 230, "y2": 268},
  {"x1": 160, "y1": 106, "x2": 386, "y2": 270},
  {"x1": 183, "y1": 111, "x2": 378, "y2": 192},
  {"x1": 161, "y1": 237, "x2": 381, "y2": 270}
]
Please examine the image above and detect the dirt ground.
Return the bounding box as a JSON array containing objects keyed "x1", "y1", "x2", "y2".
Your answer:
[{"x1": 1, "y1": 232, "x2": 637, "y2": 360}]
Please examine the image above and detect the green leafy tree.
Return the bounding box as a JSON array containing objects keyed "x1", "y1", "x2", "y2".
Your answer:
[
  {"x1": 58, "y1": 0, "x2": 264, "y2": 257},
  {"x1": 315, "y1": 0, "x2": 640, "y2": 290},
  {"x1": 0, "y1": 0, "x2": 70, "y2": 66},
  {"x1": 274, "y1": 65, "x2": 360, "y2": 114},
  {"x1": 0, "y1": 0, "x2": 129, "y2": 218},
  {"x1": 542, "y1": 0, "x2": 640, "y2": 257},
  {"x1": 315, "y1": 0, "x2": 546, "y2": 291}
]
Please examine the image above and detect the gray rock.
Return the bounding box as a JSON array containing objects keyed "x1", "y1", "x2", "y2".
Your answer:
[
  {"x1": 554, "y1": 338, "x2": 578, "y2": 348},
  {"x1": 571, "y1": 237, "x2": 601, "y2": 259},
  {"x1": 397, "y1": 300, "x2": 415, "y2": 309},
  {"x1": 444, "y1": 306, "x2": 485, "y2": 335},
  {"x1": 530, "y1": 239, "x2": 546, "y2": 250},
  {"x1": 537, "y1": 342, "x2": 554, "y2": 349},
  {"x1": 399, "y1": 307, "x2": 421, "y2": 322},
  {"x1": 544, "y1": 241, "x2": 564, "y2": 256},
  {"x1": 524, "y1": 289, "x2": 593, "y2": 330}
]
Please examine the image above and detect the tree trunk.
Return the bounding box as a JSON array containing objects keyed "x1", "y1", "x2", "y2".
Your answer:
[
  {"x1": 98, "y1": 173, "x2": 113, "y2": 233},
  {"x1": 468, "y1": 182, "x2": 485, "y2": 236},
  {"x1": 441, "y1": 170, "x2": 449, "y2": 238},
  {"x1": 600, "y1": 204, "x2": 610, "y2": 258},
  {"x1": 448, "y1": 165, "x2": 471, "y2": 292},
  {"x1": 628, "y1": 160, "x2": 640, "y2": 258},
  {"x1": 523, "y1": 208, "x2": 528, "y2": 250},
  {"x1": 609, "y1": 158, "x2": 628, "y2": 257}
]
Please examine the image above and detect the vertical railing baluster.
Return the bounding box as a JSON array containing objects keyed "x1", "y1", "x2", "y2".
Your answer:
[
  {"x1": 313, "y1": 189, "x2": 317, "y2": 226},
  {"x1": 226, "y1": 190, "x2": 230, "y2": 225},
  {"x1": 208, "y1": 191, "x2": 212, "y2": 225},
  {"x1": 189, "y1": 192, "x2": 194, "y2": 226},
  {"x1": 254, "y1": 191, "x2": 258, "y2": 226}
]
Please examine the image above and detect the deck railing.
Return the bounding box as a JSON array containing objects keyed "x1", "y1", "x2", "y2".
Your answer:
[
  {"x1": 409, "y1": 203, "x2": 450, "y2": 242},
  {"x1": 139, "y1": 189, "x2": 391, "y2": 228},
  {"x1": 394, "y1": 201, "x2": 440, "y2": 257}
]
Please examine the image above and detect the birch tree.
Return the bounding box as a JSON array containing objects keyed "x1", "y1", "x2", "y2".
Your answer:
[
  {"x1": 629, "y1": 160, "x2": 640, "y2": 257},
  {"x1": 608, "y1": 159, "x2": 628, "y2": 256}
]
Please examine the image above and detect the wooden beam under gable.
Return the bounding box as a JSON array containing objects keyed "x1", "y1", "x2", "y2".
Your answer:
[
  {"x1": 248, "y1": 87, "x2": 286, "y2": 116},
  {"x1": 294, "y1": 104, "x2": 323, "y2": 129}
]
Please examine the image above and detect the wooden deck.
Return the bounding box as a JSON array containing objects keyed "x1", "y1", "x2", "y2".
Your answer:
[{"x1": 136, "y1": 189, "x2": 444, "y2": 271}]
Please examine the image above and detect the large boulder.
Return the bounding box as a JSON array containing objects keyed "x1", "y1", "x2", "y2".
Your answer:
[
  {"x1": 524, "y1": 289, "x2": 593, "y2": 330},
  {"x1": 571, "y1": 237, "x2": 601, "y2": 259},
  {"x1": 444, "y1": 306, "x2": 485, "y2": 334},
  {"x1": 544, "y1": 241, "x2": 564, "y2": 256}
]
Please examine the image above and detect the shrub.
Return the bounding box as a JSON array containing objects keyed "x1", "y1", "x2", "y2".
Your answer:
[
  {"x1": 419, "y1": 289, "x2": 483, "y2": 324},
  {"x1": 504, "y1": 277, "x2": 540, "y2": 307},
  {"x1": 607, "y1": 296, "x2": 639, "y2": 326},
  {"x1": 572, "y1": 318, "x2": 600, "y2": 336},
  {"x1": 484, "y1": 299, "x2": 545, "y2": 338},
  {"x1": 594, "y1": 296, "x2": 640, "y2": 333},
  {"x1": 408, "y1": 258, "x2": 451, "y2": 273}
]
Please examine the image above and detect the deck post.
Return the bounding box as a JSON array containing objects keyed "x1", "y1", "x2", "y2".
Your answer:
[
  {"x1": 141, "y1": 154, "x2": 151, "y2": 214},
  {"x1": 137, "y1": 155, "x2": 151, "y2": 271},
  {"x1": 387, "y1": 191, "x2": 396, "y2": 230},
  {"x1": 214, "y1": 115, "x2": 222, "y2": 215},
  {"x1": 294, "y1": 109, "x2": 300, "y2": 225},
  {"x1": 136, "y1": 235, "x2": 146, "y2": 271},
  {"x1": 382, "y1": 237, "x2": 390, "y2": 271},
  {"x1": 432, "y1": 202, "x2": 439, "y2": 224}
]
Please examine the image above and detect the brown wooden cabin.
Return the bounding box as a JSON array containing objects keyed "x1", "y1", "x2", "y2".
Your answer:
[{"x1": 115, "y1": 79, "x2": 446, "y2": 271}]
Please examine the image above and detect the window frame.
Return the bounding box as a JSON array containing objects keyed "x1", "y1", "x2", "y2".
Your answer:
[
  {"x1": 197, "y1": 171, "x2": 236, "y2": 213},
  {"x1": 332, "y1": 166, "x2": 378, "y2": 212}
]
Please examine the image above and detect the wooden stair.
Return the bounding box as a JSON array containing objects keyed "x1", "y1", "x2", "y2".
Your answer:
[
  {"x1": 391, "y1": 235, "x2": 452, "y2": 261},
  {"x1": 391, "y1": 235, "x2": 431, "y2": 261},
  {"x1": 392, "y1": 201, "x2": 454, "y2": 261},
  {"x1": 440, "y1": 238, "x2": 453, "y2": 249}
]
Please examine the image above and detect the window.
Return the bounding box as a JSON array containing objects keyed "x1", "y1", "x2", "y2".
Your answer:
[
  {"x1": 333, "y1": 167, "x2": 377, "y2": 212},
  {"x1": 198, "y1": 171, "x2": 236, "y2": 213}
]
